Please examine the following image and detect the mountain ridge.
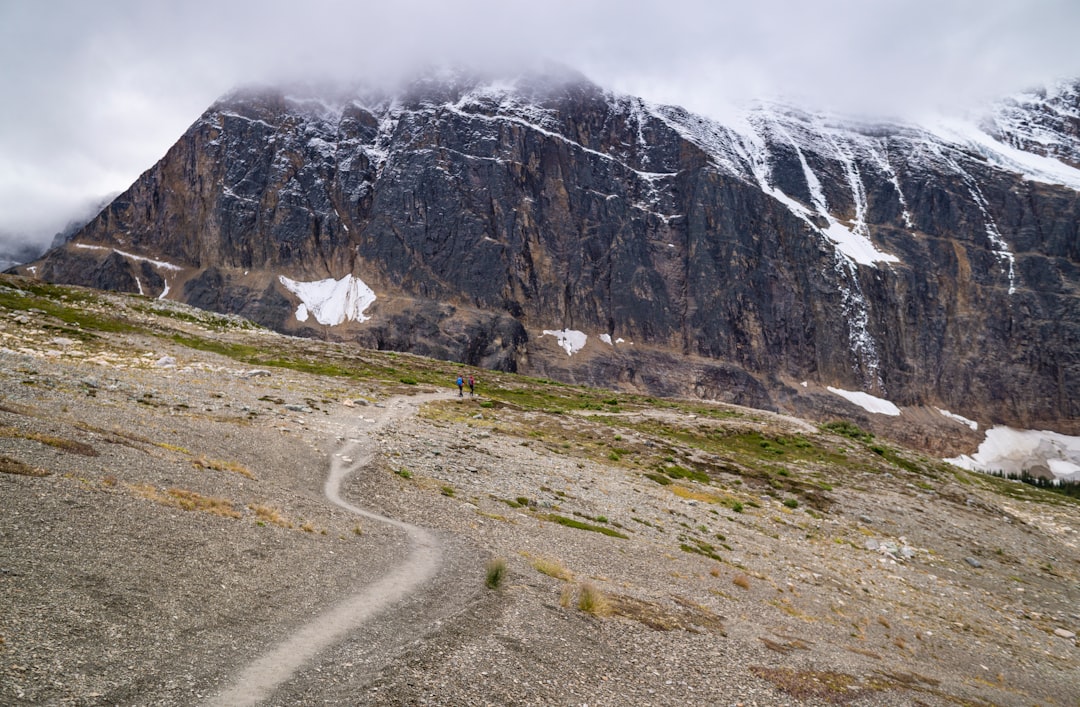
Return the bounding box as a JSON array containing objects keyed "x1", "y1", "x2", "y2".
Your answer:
[{"x1": 18, "y1": 67, "x2": 1080, "y2": 444}]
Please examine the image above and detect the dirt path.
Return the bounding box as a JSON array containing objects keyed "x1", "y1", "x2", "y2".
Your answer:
[{"x1": 208, "y1": 391, "x2": 453, "y2": 706}]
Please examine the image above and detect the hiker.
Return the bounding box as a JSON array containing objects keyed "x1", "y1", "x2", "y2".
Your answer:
[
  {"x1": 468, "y1": 375, "x2": 476, "y2": 396},
  {"x1": 456, "y1": 375, "x2": 464, "y2": 397}
]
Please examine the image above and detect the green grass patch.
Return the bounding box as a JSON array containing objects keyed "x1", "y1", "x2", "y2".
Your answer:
[
  {"x1": 545, "y1": 514, "x2": 628, "y2": 539},
  {"x1": 662, "y1": 464, "x2": 710, "y2": 483},
  {"x1": 680, "y1": 538, "x2": 723, "y2": 561},
  {"x1": 821, "y1": 420, "x2": 874, "y2": 442}
]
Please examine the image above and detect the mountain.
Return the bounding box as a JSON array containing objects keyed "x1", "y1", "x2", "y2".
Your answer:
[
  {"x1": 0, "y1": 239, "x2": 46, "y2": 271},
  {"x1": 20, "y1": 67, "x2": 1080, "y2": 443}
]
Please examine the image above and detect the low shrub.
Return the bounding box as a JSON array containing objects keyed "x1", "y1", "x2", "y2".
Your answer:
[
  {"x1": 485, "y1": 557, "x2": 508, "y2": 589},
  {"x1": 577, "y1": 583, "x2": 611, "y2": 615}
]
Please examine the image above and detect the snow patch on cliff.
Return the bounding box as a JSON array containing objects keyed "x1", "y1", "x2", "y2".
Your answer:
[
  {"x1": 710, "y1": 110, "x2": 900, "y2": 268},
  {"x1": 543, "y1": 329, "x2": 587, "y2": 356},
  {"x1": 827, "y1": 386, "x2": 901, "y2": 416},
  {"x1": 926, "y1": 117, "x2": 1080, "y2": 192},
  {"x1": 278, "y1": 274, "x2": 376, "y2": 326},
  {"x1": 947, "y1": 427, "x2": 1080, "y2": 482},
  {"x1": 937, "y1": 408, "x2": 979, "y2": 431}
]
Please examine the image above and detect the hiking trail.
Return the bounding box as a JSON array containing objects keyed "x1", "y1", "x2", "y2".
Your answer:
[{"x1": 208, "y1": 391, "x2": 452, "y2": 706}]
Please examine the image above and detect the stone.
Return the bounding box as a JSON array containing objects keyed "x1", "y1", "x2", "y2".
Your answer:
[
  {"x1": 1053, "y1": 628, "x2": 1076, "y2": 639},
  {"x1": 154, "y1": 355, "x2": 177, "y2": 368},
  {"x1": 964, "y1": 557, "x2": 983, "y2": 568},
  {"x1": 240, "y1": 369, "x2": 271, "y2": 378}
]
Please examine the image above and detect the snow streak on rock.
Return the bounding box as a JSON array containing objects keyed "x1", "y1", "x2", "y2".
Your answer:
[
  {"x1": 830, "y1": 252, "x2": 883, "y2": 390},
  {"x1": 924, "y1": 139, "x2": 1018, "y2": 295},
  {"x1": 74, "y1": 244, "x2": 180, "y2": 300}
]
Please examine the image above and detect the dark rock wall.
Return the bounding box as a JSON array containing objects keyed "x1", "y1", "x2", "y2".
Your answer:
[{"x1": 29, "y1": 75, "x2": 1080, "y2": 428}]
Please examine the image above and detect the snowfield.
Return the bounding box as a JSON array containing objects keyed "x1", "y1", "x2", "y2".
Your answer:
[
  {"x1": 278, "y1": 274, "x2": 376, "y2": 326},
  {"x1": 826, "y1": 386, "x2": 901, "y2": 416},
  {"x1": 947, "y1": 426, "x2": 1080, "y2": 482},
  {"x1": 542, "y1": 329, "x2": 588, "y2": 356}
]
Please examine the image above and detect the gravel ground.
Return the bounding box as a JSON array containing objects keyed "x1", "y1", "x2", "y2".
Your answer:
[{"x1": 1, "y1": 288, "x2": 1078, "y2": 706}]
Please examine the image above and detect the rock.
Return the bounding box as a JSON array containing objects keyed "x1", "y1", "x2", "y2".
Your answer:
[
  {"x1": 1053, "y1": 628, "x2": 1076, "y2": 639},
  {"x1": 154, "y1": 355, "x2": 177, "y2": 368},
  {"x1": 240, "y1": 369, "x2": 271, "y2": 378},
  {"x1": 859, "y1": 515, "x2": 874, "y2": 524},
  {"x1": 864, "y1": 539, "x2": 879, "y2": 551},
  {"x1": 964, "y1": 557, "x2": 983, "y2": 568}
]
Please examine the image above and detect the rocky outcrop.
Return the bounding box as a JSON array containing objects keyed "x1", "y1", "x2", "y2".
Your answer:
[{"x1": 25, "y1": 69, "x2": 1080, "y2": 432}]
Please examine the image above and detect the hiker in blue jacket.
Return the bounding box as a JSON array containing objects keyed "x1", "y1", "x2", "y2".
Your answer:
[{"x1": 456, "y1": 375, "x2": 464, "y2": 397}]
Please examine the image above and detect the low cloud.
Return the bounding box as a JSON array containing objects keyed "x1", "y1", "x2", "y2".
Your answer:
[{"x1": 2, "y1": 0, "x2": 1078, "y2": 250}]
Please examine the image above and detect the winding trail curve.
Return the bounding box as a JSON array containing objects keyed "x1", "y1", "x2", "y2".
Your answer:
[{"x1": 208, "y1": 391, "x2": 451, "y2": 706}]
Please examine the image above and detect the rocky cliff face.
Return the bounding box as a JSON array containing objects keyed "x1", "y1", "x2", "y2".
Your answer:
[{"x1": 26, "y1": 68, "x2": 1080, "y2": 434}]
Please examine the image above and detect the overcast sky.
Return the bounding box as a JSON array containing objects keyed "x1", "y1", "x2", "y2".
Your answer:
[{"x1": 2, "y1": 0, "x2": 1079, "y2": 252}]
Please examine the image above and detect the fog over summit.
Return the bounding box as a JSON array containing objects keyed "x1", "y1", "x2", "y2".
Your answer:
[{"x1": 2, "y1": 0, "x2": 1079, "y2": 251}]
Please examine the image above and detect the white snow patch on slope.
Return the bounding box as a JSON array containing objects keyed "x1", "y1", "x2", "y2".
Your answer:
[
  {"x1": 543, "y1": 329, "x2": 587, "y2": 356},
  {"x1": 278, "y1": 274, "x2": 376, "y2": 326},
  {"x1": 947, "y1": 427, "x2": 1080, "y2": 482},
  {"x1": 599, "y1": 334, "x2": 626, "y2": 346},
  {"x1": 937, "y1": 408, "x2": 978, "y2": 431},
  {"x1": 826, "y1": 386, "x2": 901, "y2": 416},
  {"x1": 926, "y1": 118, "x2": 1080, "y2": 192}
]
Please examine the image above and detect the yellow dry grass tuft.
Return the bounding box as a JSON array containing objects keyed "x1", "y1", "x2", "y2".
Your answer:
[
  {"x1": 193, "y1": 456, "x2": 257, "y2": 479},
  {"x1": 129, "y1": 483, "x2": 241, "y2": 519},
  {"x1": 248, "y1": 504, "x2": 292, "y2": 528},
  {"x1": 669, "y1": 485, "x2": 723, "y2": 503},
  {"x1": 577, "y1": 582, "x2": 612, "y2": 616},
  {"x1": 0, "y1": 454, "x2": 49, "y2": 477},
  {"x1": 531, "y1": 556, "x2": 574, "y2": 581},
  {"x1": 155, "y1": 442, "x2": 192, "y2": 455},
  {"x1": 0, "y1": 426, "x2": 98, "y2": 456}
]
